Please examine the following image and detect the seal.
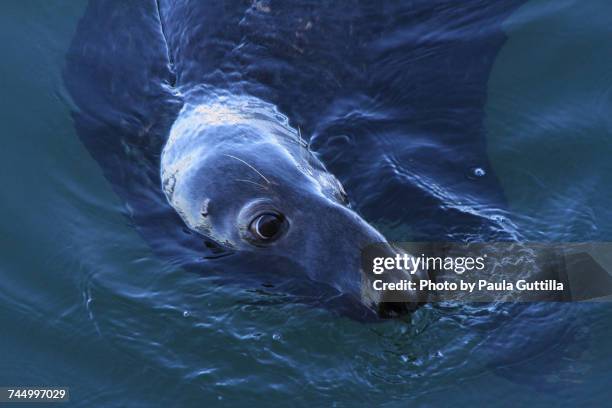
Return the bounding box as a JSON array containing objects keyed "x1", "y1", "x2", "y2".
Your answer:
[
  {"x1": 160, "y1": 91, "x2": 429, "y2": 316},
  {"x1": 64, "y1": 0, "x2": 522, "y2": 318}
]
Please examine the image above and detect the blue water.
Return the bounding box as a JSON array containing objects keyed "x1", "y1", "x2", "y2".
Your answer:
[{"x1": 1, "y1": 0, "x2": 612, "y2": 406}]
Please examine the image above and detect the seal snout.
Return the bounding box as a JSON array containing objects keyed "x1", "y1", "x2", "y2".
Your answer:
[
  {"x1": 288, "y1": 196, "x2": 430, "y2": 318},
  {"x1": 359, "y1": 242, "x2": 430, "y2": 317}
]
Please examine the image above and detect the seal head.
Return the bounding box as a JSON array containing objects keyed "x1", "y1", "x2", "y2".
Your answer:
[{"x1": 161, "y1": 94, "x2": 427, "y2": 316}]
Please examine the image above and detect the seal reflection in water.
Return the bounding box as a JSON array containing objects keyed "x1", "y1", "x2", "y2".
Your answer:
[{"x1": 160, "y1": 93, "x2": 429, "y2": 317}]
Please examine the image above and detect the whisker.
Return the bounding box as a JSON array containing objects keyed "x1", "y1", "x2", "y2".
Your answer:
[
  {"x1": 297, "y1": 126, "x2": 310, "y2": 166},
  {"x1": 223, "y1": 154, "x2": 271, "y2": 184},
  {"x1": 235, "y1": 178, "x2": 268, "y2": 190}
]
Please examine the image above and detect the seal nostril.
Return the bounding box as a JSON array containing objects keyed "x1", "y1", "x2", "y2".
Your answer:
[{"x1": 360, "y1": 242, "x2": 431, "y2": 317}]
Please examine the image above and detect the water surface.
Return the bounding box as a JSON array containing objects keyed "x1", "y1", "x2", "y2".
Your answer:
[{"x1": 1, "y1": 1, "x2": 611, "y2": 406}]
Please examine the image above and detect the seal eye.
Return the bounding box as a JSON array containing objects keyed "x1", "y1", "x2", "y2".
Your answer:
[{"x1": 250, "y1": 213, "x2": 284, "y2": 241}]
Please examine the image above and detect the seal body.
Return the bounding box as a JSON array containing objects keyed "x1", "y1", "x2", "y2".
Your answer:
[{"x1": 64, "y1": 0, "x2": 524, "y2": 318}]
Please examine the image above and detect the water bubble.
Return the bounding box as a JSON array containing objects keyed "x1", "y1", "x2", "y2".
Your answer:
[
  {"x1": 472, "y1": 167, "x2": 486, "y2": 177},
  {"x1": 272, "y1": 333, "x2": 282, "y2": 341},
  {"x1": 183, "y1": 310, "x2": 191, "y2": 318}
]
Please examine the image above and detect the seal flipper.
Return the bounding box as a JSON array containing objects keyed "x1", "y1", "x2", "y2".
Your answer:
[{"x1": 64, "y1": 0, "x2": 210, "y2": 261}]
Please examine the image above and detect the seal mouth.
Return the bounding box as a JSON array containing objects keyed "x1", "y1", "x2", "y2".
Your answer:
[{"x1": 376, "y1": 300, "x2": 421, "y2": 318}]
